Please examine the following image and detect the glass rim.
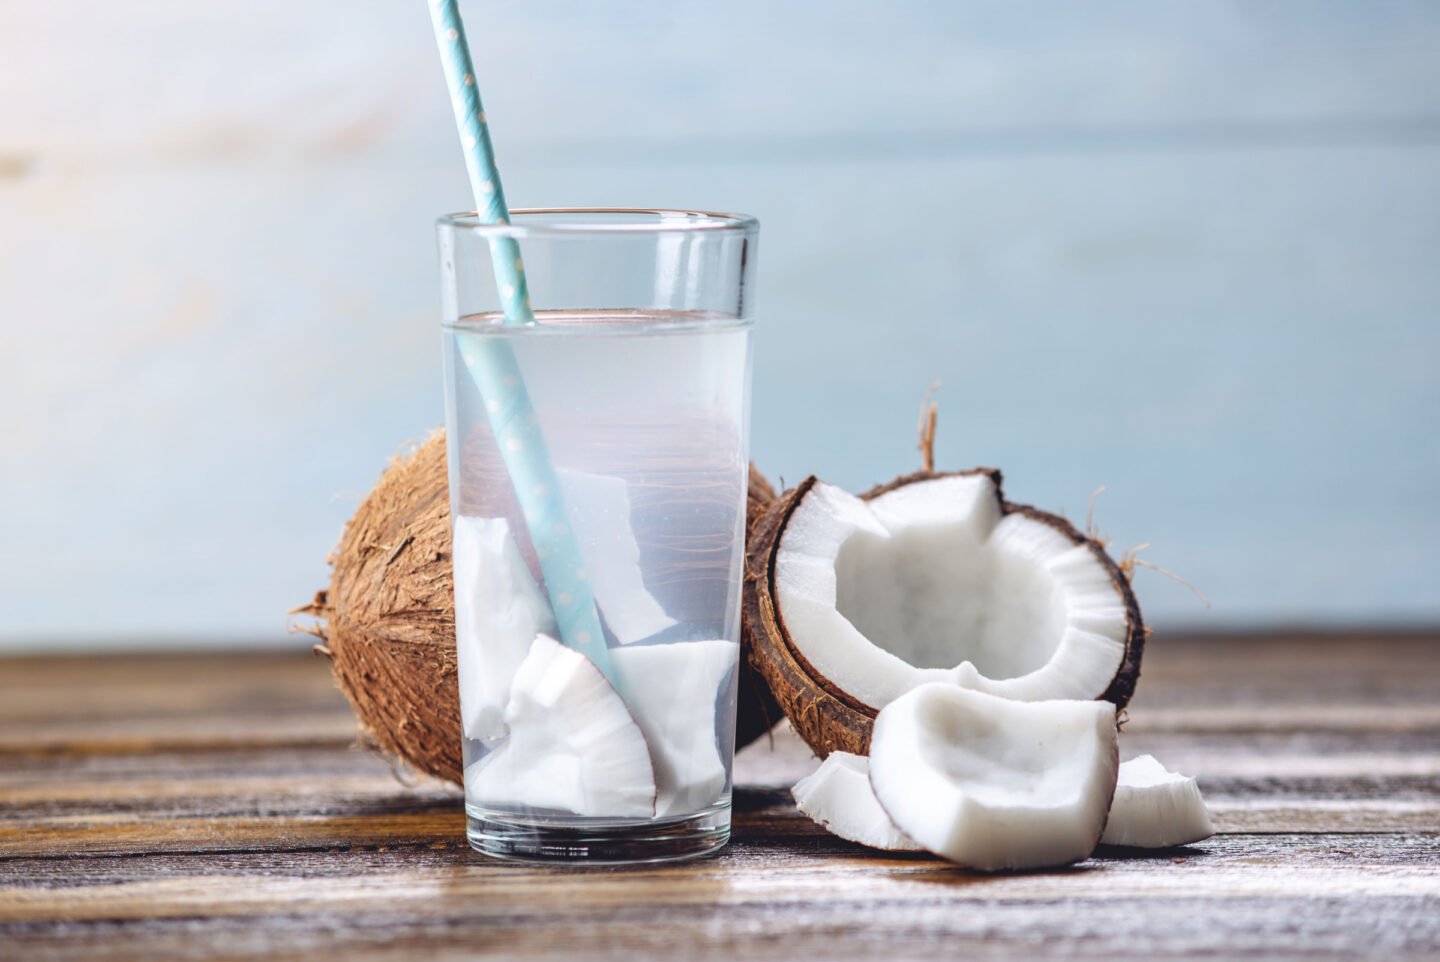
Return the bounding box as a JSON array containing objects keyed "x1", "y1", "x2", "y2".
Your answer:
[{"x1": 437, "y1": 207, "x2": 759, "y2": 237}]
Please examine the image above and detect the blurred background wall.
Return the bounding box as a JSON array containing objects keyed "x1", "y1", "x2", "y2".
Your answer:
[{"x1": 2, "y1": 0, "x2": 1437, "y2": 650}]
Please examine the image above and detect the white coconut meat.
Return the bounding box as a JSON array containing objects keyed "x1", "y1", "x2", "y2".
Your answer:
[
  {"x1": 610, "y1": 640, "x2": 738, "y2": 817},
  {"x1": 773, "y1": 476, "x2": 1130, "y2": 711},
  {"x1": 453, "y1": 470, "x2": 675, "y2": 740},
  {"x1": 465, "y1": 634, "x2": 656, "y2": 818},
  {"x1": 559, "y1": 470, "x2": 677, "y2": 645},
  {"x1": 869, "y1": 683, "x2": 1119, "y2": 871},
  {"x1": 452, "y1": 515, "x2": 558, "y2": 743},
  {"x1": 792, "y1": 752, "x2": 922, "y2": 852},
  {"x1": 1101, "y1": 754, "x2": 1214, "y2": 848}
]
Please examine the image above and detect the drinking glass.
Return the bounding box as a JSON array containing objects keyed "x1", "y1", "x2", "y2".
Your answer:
[{"x1": 438, "y1": 208, "x2": 758, "y2": 863}]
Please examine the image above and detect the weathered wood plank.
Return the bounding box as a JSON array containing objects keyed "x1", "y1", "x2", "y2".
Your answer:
[
  {"x1": 7, "y1": 634, "x2": 1435, "y2": 757},
  {"x1": 4, "y1": 716, "x2": 1439, "y2": 835},
  {"x1": 0, "y1": 652, "x2": 354, "y2": 753},
  {"x1": 7, "y1": 726, "x2": 1438, "y2": 785},
  {"x1": 0, "y1": 833, "x2": 1433, "y2": 890},
  {"x1": 5, "y1": 849, "x2": 1440, "y2": 927},
  {"x1": 3, "y1": 902, "x2": 1437, "y2": 962},
  {"x1": 4, "y1": 786, "x2": 1434, "y2": 860},
  {"x1": 0, "y1": 810, "x2": 463, "y2": 860},
  {"x1": 3, "y1": 756, "x2": 1437, "y2": 862},
  {"x1": 3, "y1": 754, "x2": 1434, "y2": 815},
  {"x1": 0, "y1": 635, "x2": 1437, "y2": 960},
  {"x1": 2, "y1": 839, "x2": 1438, "y2": 961}
]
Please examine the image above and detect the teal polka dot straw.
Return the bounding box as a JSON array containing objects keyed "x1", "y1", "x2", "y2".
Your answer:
[{"x1": 428, "y1": 0, "x2": 615, "y2": 682}]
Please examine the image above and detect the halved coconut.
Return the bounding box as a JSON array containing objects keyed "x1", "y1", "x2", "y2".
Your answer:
[
  {"x1": 791, "y1": 751, "x2": 922, "y2": 852},
  {"x1": 610, "y1": 640, "x2": 739, "y2": 817},
  {"x1": 465, "y1": 634, "x2": 656, "y2": 818},
  {"x1": 1101, "y1": 754, "x2": 1214, "y2": 848},
  {"x1": 453, "y1": 515, "x2": 557, "y2": 743},
  {"x1": 868, "y1": 683, "x2": 1119, "y2": 871},
  {"x1": 744, "y1": 470, "x2": 1144, "y2": 757}
]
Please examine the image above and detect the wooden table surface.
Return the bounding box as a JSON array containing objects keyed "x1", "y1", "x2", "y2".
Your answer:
[{"x1": 2, "y1": 632, "x2": 1437, "y2": 960}]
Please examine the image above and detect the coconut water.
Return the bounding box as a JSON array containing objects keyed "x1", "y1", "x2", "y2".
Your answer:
[{"x1": 443, "y1": 311, "x2": 750, "y2": 843}]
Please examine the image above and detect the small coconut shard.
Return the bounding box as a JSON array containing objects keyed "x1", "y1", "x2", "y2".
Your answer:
[
  {"x1": 611, "y1": 640, "x2": 738, "y2": 816},
  {"x1": 1101, "y1": 754, "x2": 1214, "y2": 849},
  {"x1": 744, "y1": 470, "x2": 1144, "y2": 758},
  {"x1": 467, "y1": 634, "x2": 656, "y2": 818},
  {"x1": 453, "y1": 516, "x2": 557, "y2": 743},
  {"x1": 792, "y1": 752, "x2": 922, "y2": 852},
  {"x1": 868, "y1": 684, "x2": 1119, "y2": 872}
]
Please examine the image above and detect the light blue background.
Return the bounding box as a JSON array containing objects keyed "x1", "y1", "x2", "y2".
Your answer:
[{"x1": 1, "y1": 1, "x2": 1437, "y2": 648}]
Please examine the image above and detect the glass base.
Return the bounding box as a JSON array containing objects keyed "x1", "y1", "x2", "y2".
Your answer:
[{"x1": 466, "y1": 803, "x2": 731, "y2": 865}]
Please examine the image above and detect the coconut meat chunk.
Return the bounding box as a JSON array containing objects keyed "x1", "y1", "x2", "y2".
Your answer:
[
  {"x1": 453, "y1": 516, "x2": 558, "y2": 743},
  {"x1": 869, "y1": 684, "x2": 1119, "y2": 870},
  {"x1": 465, "y1": 634, "x2": 656, "y2": 818},
  {"x1": 772, "y1": 476, "x2": 1129, "y2": 711},
  {"x1": 1101, "y1": 754, "x2": 1214, "y2": 848},
  {"x1": 792, "y1": 751, "x2": 922, "y2": 851},
  {"x1": 558, "y1": 470, "x2": 678, "y2": 645},
  {"x1": 610, "y1": 640, "x2": 738, "y2": 817}
]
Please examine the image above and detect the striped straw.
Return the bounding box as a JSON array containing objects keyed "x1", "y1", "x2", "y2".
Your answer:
[{"x1": 428, "y1": 0, "x2": 615, "y2": 681}]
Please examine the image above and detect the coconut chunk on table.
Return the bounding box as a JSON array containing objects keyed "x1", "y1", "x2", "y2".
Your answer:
[
  {"x1": 868, "y1": 683, "x2": 1119, "y2": 871},
  {"x1": 1101, "y1": 754, "x2": 1214, "y2": 848},
  {"x1": 791, "y1": 751, "x2": 922, "y2": 852}
]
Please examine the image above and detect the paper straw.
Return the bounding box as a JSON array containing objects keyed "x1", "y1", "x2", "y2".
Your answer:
[{"x1": 428, "y1": 0, "x2": 614, "y2": 680}]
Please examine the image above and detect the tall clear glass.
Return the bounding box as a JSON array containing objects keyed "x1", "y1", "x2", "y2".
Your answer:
[{"x1": 437, "y1": 209, "x2": 758, "y2": 863}]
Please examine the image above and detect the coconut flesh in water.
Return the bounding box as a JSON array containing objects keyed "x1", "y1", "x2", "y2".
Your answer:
[{"x1": 445, "y1": 310, "x2": 751, "y2": 824}]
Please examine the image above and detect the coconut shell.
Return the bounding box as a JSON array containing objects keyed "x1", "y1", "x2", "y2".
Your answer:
[
  {"x1": 303, "y1": 430, "x2": 780, "y2": 785},
  {"x1": 742, "y1": 470, "x2": 1146, "y2": 760}
]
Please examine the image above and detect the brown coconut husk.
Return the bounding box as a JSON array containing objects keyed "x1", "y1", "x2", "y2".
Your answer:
[
  {"x1": 742, "y1": 469, "x2": 1146, "y2": 760},
  {"x1": 298, "y1": 429, "x2": 780, "y2": 785}
]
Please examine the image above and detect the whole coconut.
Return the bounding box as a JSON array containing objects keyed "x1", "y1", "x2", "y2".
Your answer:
[{"x1": 300, "y1": 430, "x2": 780, "y2": 784}]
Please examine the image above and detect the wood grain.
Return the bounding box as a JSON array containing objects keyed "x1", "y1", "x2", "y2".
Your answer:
[{"x1": 1, "y1": 632, "x2": 1438, "y2": 960}]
